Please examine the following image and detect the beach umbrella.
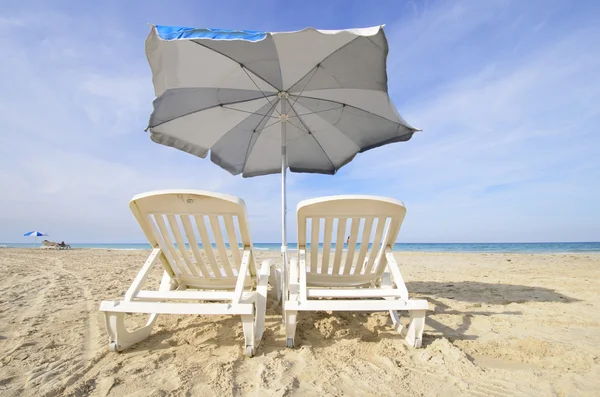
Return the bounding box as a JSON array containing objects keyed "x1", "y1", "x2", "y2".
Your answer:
[
  {"x1": 24, "y1": 230, "x2": 48, "y2": 246},
  {"x1": 144, "y1": 24, "x2": 419, "y2": 304}
]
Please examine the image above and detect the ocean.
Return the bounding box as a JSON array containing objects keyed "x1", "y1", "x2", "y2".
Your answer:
[{"x1": 2, "y1": 242, "x2": 600, "y2": 253}]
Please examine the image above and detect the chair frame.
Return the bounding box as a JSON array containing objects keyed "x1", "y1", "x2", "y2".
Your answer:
[
  {"x1": 99, "y1": 189, "x2": 279, "y2": 357},
  {"x1": 284, "y1": 195, "x2": 428, "y2": 348}
]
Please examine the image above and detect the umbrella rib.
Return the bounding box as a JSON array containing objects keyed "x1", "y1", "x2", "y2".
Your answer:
[
  {"x1": 243, "y1": 98, "x2": 281, "y2": 167},
  {"x1": 288, "y1": 66, "x2": 319, "y2": 109},
  {"x1": 148, "y1": 95, "x2": 276, "y2": 130},
  {"x1": 286, "y1": 37, "x2": 361, "y2": 92},
  {"x1": 221, "y1": 105, "x2": 279, "y2": 118},
  {"x1": 290, "y1": 102, "x2": 364, "y2": 151},
  {"x1": 191, "y1": 41, "x2": 279, "y2": 92},
  {"x1": 289, "y1": 94, "x2": 420, "y2": 131},
  {"x1": 287, "y1": 102, "x2": 336, "y2": 171},
  {"x1": 297, "y1": 101, "x2": 415, "y2": 151},
  {"x1": 257, "y1": 118, "x2": 282, "y2": 132},
  {"x1": 366, "y1": 36, "x2": 386, "y2": 51},
  {"x1": 241, "y1": 67, "x2": 282, "y2": 116},
  {"x1": 289, "y1": 106, "x2": 344, "y2": 118}
]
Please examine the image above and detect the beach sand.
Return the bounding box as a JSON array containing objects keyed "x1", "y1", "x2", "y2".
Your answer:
[{"x1": 1, "y1": 248, "x2": 599, "y2": 396}]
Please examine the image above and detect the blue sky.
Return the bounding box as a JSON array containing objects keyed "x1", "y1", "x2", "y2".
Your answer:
[{"x1": 1, "y1": 0, "x2": 599, "y2": 243}]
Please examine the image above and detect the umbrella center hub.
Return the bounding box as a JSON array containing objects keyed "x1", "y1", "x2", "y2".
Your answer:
[{"x1": 277, "y1": 92, "x2": 290, "y2": 122}]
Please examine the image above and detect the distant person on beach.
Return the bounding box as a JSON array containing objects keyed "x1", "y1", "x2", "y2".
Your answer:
[
  {"x1": 59, "y1": 241, "x2": 66, "y2": 247},
  {"x1": 347, "y1": 236, "x2": 350, "y2": 245}
]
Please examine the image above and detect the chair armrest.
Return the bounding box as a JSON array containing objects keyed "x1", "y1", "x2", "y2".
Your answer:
[
  {"x1": 124, "y1": 248, "x2": 163, "y2": 301},
  {"x1": 289, "y1": 256, "x2": 299, "y2": 284},
  {"x1": 233, "y1": 249, "x2": 252, "y2": 303},
  {"x1": 260, "y1": 258, "x2": 281, "y2": 303},
  {"x1": 384, "y1": 248, "x2": 409, "y2": 300},
  {"x1": 258, "y1": 258, "x2": 273, "y2": 287},
  {"x1": 288, "y1": 256, "x2": 299, "y2": 300}
]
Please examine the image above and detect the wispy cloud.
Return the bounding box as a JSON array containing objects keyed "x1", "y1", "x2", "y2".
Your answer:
[{"x1": 77, "y1": 73, "x2": 152, "y2": 134}]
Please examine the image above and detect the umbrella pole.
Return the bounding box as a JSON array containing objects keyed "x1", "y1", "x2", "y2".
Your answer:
[{"x1": 281, "y1": 96, "x2": 288, "y2": 318}]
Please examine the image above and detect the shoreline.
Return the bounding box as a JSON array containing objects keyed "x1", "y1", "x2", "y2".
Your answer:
[{"x1": 2, "y1": 246, "x2": 600, "y2": 255}]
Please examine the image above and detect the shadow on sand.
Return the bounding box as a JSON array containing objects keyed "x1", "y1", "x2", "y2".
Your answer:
[
  {"x1": 406, "y1": 281, "x2": 579, "y2": 305},
  {"x1": 117, "y1": 281, "x2": 578, "y2": 354}
]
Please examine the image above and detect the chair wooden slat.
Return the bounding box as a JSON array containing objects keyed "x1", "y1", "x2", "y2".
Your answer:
[
  {"x1": 210, "y1": 215, "x2": 234, "y2": 278},
  {"x1": 180, "y1": 215, "x2": 210, "y2": 277},
  {"x1": 364, "y1": 217, "x2": 386, "y2": 274},
  {"x1": 194, "y1": 215, "x2": 221, "y2": 277},
  {"x1": 146, "y1": 215, "x2": 182, "y2": 277},
  {"x1": 223, "y1": 215, "x2": 242, "y2": 272},
  {"x1": 321, "y1": 218, "x2": 333, "y2": 275},
  {"x1": 343, "y1": 218, "x2": 360, "y2": 275},
  {"x1": 373, "y1": 223, "x2": 393, "y2": 277},
  {"x1": 332, "y1": 218, "x2": 347, "y2": 275},
  {"x1": 154, "y1": 214, "x2": 190, "y2": 276},
  {"x1": 356, "y1": 217, "x2": 374, "y2": 274},
  {"x1": 309, "y1": 218, "x2": 320, "y2": 273},
  {"x1": 166, "y1": 215, "x2": 199, "y2": 277}
]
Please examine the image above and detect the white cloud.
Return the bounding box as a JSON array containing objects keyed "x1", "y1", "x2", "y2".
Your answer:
[
  {"x1": 0, "y1": 16, "x2": 26, "y2": 27},
  {"x1": 77, "y1": 73, "x2": 153, "y2": 134}
]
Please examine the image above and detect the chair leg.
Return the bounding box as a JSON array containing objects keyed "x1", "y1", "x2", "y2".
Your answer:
[
  {"x1": 241, "y1": 258, "x2": 275, "y2": 358},
  {"x1": 403, "y1": 310, "x2": 426, "y2": 348},
  {"x1": 241, "y1": 314, "x2": 256, "y2": 357},
  {"x1": 104, "y1": 271, "x2": 174, "y2": 352},
  {"x1": 269, "y1": 263, "x2": 281, "y2": 303},
  {"x1": 389, "y1": 310, "x2": 404, "y2": 334},
  {"x1": 285, "y1": 311, "x2": 298, "y2": 348},
  {"x1": 104, "y1": 312, "x2": 159, "y2": 352},
  {"x1": 254, "y1": 261, "x2": 271, "y2": 348},
  {"x1": 381, "y1": 272, "x2": 405, "y2": 334}
]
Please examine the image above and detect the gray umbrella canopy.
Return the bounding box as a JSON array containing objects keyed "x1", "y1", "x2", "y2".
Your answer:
[
  {"x1": 144, "y1": 25, "x2": 419, "y2": 303},
  {"x1": 145, "y1": 25, "x2": 419, "y2": 177}
]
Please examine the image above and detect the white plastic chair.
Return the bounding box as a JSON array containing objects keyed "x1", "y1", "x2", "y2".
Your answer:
[
  {"x1": 99, "y1": 190, "x2": 279, "y2": 357},
  {"x1": 284, "y1": 195, "x2": 429, "y2": 348},
  {"x1": 41, "y1": 240, "x2": 58, "y2": 249}
]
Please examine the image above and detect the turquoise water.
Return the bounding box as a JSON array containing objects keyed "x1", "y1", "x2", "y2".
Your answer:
[{"x1": 2, "y1": 242, "x2": 600, "y2": 253}]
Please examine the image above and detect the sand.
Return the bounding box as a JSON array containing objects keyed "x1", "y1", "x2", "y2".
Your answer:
[{"x1": 1, "y1": 248, "x2": 599, "y2": 396}]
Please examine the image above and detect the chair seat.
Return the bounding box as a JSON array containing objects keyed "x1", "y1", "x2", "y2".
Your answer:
[{"x1": 307, "y1": 273, "x2": 377, "y2": 287}]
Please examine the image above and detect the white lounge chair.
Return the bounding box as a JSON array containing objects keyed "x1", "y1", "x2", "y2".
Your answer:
[
  {"x1": 41, "y1": 240, "x2": 58, "y2": 249},
  {"x1": 99, "y1": 190, "x2": 279, "y2": 357},
  {"x1": 284, "y1": 195, "x2": 429, "y2": 348}
]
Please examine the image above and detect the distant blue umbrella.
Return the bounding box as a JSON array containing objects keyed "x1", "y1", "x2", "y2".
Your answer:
[
  {"x1": 24, "y1": 231, "x2": 48, "y2": 246},
  {"x1": 24, "y1": 231, "x2": 47, "y2": 237}
]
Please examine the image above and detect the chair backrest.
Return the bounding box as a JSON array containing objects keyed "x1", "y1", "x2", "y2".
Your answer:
[
  {"x1": 130, "y1": 190, "x2": 255, "y2": 289},
  {"x1": 297, "y1": 195, "x2": 406, "y2": 285}
]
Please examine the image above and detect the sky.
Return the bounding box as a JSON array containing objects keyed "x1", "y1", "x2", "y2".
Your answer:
[{"x1": 1, "y1": 0, "x2": 599, "y2": 244}]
